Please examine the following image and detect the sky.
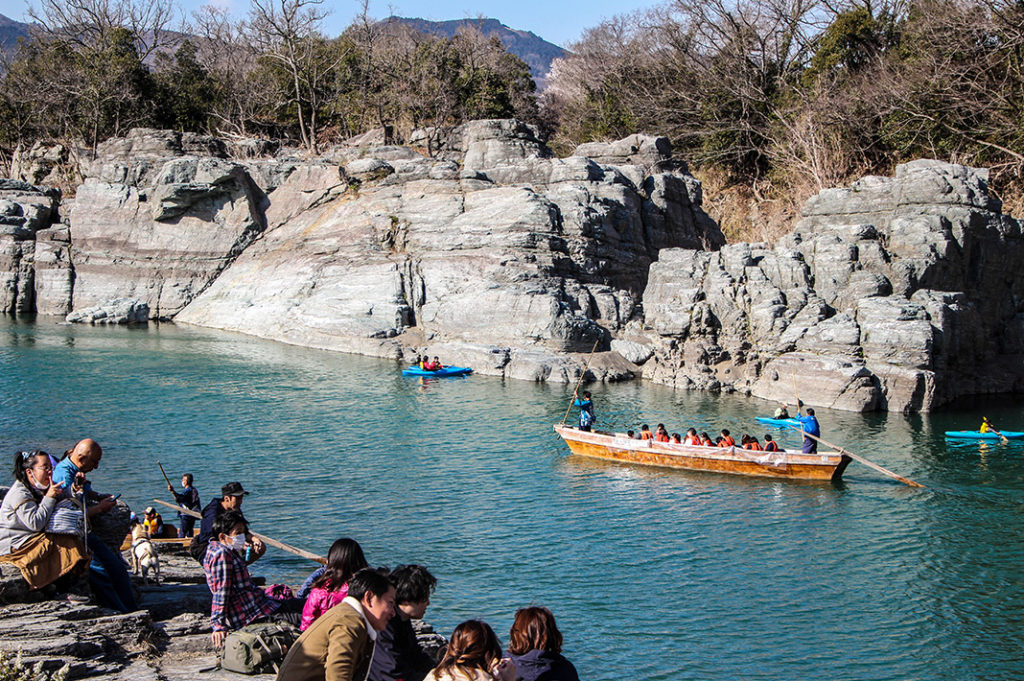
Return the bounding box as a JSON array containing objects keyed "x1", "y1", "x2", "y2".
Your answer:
[{"x1": 0, "y1": 0, "x2": 660, "y2": 47}]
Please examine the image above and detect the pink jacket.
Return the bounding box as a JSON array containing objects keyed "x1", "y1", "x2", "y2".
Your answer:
[{"x1": 300, "y1": 583, "x2": 349, "y2": 630}]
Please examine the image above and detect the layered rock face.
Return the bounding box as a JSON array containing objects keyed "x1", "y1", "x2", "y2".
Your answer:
[
  {"x1": 0, "y1": 180, "x2": 61, "y2": 315},
  {"x1": 174, "y1": 120, "x2": 723, "y2": 379},
  {"x1": 638, "y1": 160, "x2": 1024, "y2": 412}
]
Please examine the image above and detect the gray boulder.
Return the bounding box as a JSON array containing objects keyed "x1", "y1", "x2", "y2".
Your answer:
[{"x1": 66, "y1": 298, "x2": 149, "y2": 324}]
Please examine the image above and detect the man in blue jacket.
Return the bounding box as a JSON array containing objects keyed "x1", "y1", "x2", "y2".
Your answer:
[
  {"x1": 573, "y1": 391, "x2": 594, "y2": 432},
  {"x1": 797, "y1": 407, "x2": 821, "y2": 453}
]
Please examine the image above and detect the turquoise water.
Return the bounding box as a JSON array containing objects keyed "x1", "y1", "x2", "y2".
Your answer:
[{"x1": 2, "y1": 318, "x2": 1024, "y2": 680}]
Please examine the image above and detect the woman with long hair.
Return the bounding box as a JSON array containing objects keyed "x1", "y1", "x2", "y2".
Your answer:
[
  {"x1": 427, "y1": 620, "x2": 515, "y2": 681},
  {"x1": 506, "y1": 607, "x2": 579, "y2": 681},
  {"x1": 300, "y1": 537, "x2": 369, "y2": 630},
  {"x1": 0, "y1": 450, "x2": 88, "y2": 590}
]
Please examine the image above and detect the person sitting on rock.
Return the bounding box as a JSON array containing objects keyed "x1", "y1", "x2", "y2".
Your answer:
[
  {"x1": 369, "y1": 564, "x2": 438, "y2": 681},
  {"x1": 278, "y1": 568, "x2": 397, "y2": 681},
  {"x1": 763, "y1": 434, "x2": 780, "y2": 452},
  {"x1": 52, "y1": 439, "x2": 137, "y2": 612},
  {"x1": 204, "y1": 510, "x2": 304, "y2": 646},
  {"x1": 302, "y1": 538, "x2": 369, "y2": 630},
  {"x1": 654, "y1": 424, "x2": 670, "y2": 442},
  {"x1": 425, "y1": 620, "x2": 515, "y2": 681},
  {"x1": 506, "y1": 606, "x2": 580, "y2": 681},
  {"x1": 0, "y1": 450, "x2": 89, "y2": 593},
  {"x1": 718, "y1": 430, "x2": 736, "y2": 447},
  {"x1": 773, "y1": 403, "x2": 790, "y2": 419},
  {"x1": 191, "y1": 481, "x2": 265, "y2": 564},
  {"x1": 639, "y1": 425, "x2": 653, "y2": 440}
]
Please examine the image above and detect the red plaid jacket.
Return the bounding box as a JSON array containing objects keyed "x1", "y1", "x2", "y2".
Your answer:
[{"x1": 203, "y1": 540, "x2": 279, "y2": 631}]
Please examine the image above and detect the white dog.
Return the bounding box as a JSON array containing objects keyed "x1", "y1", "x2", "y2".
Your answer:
[{"x1": 130, "y1": 524, "x2": 161, "y2": 585}]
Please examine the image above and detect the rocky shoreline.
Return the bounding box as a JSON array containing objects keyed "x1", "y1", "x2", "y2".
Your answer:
[
  {"x1": 0, "y1": 539, "x2": 445, "y2": 681},
  {"x1": 2, "y1": 120, "x2": 1023, "y2": 411}
]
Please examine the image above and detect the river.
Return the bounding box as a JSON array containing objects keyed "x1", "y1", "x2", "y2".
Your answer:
[{"x1": 2, "y1": 318, "x2": 1022, "y2": 680}]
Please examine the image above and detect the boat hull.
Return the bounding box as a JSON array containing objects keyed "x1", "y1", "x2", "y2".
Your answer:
[
  {"x1": 944, "y1": 430, "x2": 1024, "y2": 440},
  {"x1": 402, "y1": 366, "x2": 473, "y2": 377},
  {"x1": 554, "y1": 425, "x2": 850, "y2": 481}
]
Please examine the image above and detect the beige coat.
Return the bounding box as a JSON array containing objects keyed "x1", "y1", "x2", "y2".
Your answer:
[{"x1": 277, "y1": 597, "x2": 375, "y2": 681}]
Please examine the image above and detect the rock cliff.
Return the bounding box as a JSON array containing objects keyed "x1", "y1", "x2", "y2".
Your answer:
[
  {"x1": 637, "y1": 160, "x2": 1024, "y2": 412},
  {"x1": 3, "y1": 122, "x2": 1023, "y2": 411}
]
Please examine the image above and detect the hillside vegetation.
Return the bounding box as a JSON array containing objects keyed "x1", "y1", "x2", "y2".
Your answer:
[{"x1": 1, "y1": 0, "x2": 1023, "y2": 240}]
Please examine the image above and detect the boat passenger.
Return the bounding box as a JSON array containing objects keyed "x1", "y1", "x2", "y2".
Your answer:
[
  {"x1": 700, "y1": 432, "x2": 713, "y2": 446},
  {"x1": 796, "y1": 407, "x2": 820, "y2": 453},
  {"x1": 572, "y1": 391, "x2": 594, "y2": 432},
  {"x1": 143, "y1": 506, "x2": 165, "y2": 537},
  {"x1": 654, "y1": 425, "x2": 670, "y2": 443},
  {"x1": 506, "y1": 606, "x2": 580, "y2": 681},
  {"x1": 425, "y1": 620, "x2": 515, "y2": 681},
  {"x1": 747, "y1": 437, "x2": 763, "y2": 451},
  {"x1": 0, "y1": 450, "x2": 89, "y2": 593},
  {"x1": 301, "y1": 537, "x2": 369, "y2": 630},
  {"x1": 639, "y1": 425, "x2": 653, "y2": 440},
  {"x1": 773, "y1": 403, "x2": 790, "y2": 419},
  {"x1": 369, "y1": 564, "x2": 438, "y2": 681},
  {"x1": 980, "y1": 417, "x2": 992, "y2": 433},
  {"x1": 684, "y1": 428, "x2": 701, "y2": 446},
  {"x1": 718, "y1": 430, "x2": 736, "y2": 447},
  {"x1": 626, "y1": 430, "x2": 635, "y2": 439},
  {"x1": 428, "y1": 356, "x2": 444, "y2": 371},
  {"x1": 764, "y1": 434, "x2": 780, "y2": 452},
  {"x1": 670, "y1": 433, "x2": 682, "y2": 443}
]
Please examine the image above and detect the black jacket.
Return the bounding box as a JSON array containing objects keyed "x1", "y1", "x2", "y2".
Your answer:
[
  {"x1": 508, "y1": 650, "x2": 580, "y2": 681},
  {"x1": 368, "y1": 616, "x2": 436, "y2": 681}
]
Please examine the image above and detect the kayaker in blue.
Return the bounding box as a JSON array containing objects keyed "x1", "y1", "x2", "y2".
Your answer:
[
  {"x1": 797, "y1": 407, "x2": 820, "y2": 453},
  {"x1": 572, "y1": 390, "x2": 594, "y2": 432}
]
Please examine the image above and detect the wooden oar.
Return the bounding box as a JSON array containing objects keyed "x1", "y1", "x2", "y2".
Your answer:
[
  {"x1": 150, "y1": 498, "x2": 326, "y2": 564},
  {"x1": 560, "y1": 337, "x2": 601, "y2": 426},
  {"x1": 792, "y1": 431, "x2": 925, "y2": 488}
]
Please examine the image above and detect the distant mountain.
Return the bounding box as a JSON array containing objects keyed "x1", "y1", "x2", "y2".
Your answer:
[
  {"x1": 382, "y1": 16, "x2": 567, "y2": 88},
  {"x1": 0, "y1": 13, "x2": 31, "y2": 52}
]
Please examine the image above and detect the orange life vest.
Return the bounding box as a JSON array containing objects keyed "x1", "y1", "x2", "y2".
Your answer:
[
  {"x1": 747, "y1": 442, "x2": 763, "y2": 451},
  {"x1": 640, "y1": 431, "x2": 653, "y2": 440},
  {"x1": 655, "y1": 432, "x2": 670, "y2": 442},
  {"x1": 764, "y1": 441, "x2": 779, "y2": 452},
  {"x1": 685, "y1": 435, "x2": 701, "y2": 445},
  {"x1": 719, "y1": 436, "x2": 736, "y2": 447}
]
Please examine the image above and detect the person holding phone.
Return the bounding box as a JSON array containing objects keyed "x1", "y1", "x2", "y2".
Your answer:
[
  {"x1": 0, "y1": 450, "x2": 90, "y2": 590},
  {"x1": 52, "y1": 439, "x2": 137, "y2": 612}
]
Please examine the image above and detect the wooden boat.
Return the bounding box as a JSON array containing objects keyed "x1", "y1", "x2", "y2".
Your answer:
[{"x1": 554, "y1": 425, "x2": 851, "y2": 481}]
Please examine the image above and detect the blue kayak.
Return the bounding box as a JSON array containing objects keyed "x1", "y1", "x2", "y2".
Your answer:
[
  {"x1": 944, "y1": 430, "x2": 1024, "y2": 440},
  {"x1": 756, "y1": 417, "x2": 801, "y2": 428},
  {"x1": 402, "y1": 366, "x2": 473, "y2": 378}
]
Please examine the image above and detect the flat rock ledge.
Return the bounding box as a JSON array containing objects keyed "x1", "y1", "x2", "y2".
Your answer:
[{"x1": 0, "y1": 543, "x2": 444, "y2": 680}]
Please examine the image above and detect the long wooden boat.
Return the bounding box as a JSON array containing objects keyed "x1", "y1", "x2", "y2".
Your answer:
[{"x1": 554, "y1": 425, "x2": 851, "y2": 482}]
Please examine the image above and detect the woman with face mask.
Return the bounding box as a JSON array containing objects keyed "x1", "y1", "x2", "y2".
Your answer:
[{"x1": 0, "y1": 450, "x2": 89, "y2": 590}]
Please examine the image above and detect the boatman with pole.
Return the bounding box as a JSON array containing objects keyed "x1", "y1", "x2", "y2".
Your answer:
[
  {"x1": 797, "y1": 407, "x2": 821, "y2": 453},
  {"x1": 573, "y1": 391, "x2": 594, "y2": 432}
]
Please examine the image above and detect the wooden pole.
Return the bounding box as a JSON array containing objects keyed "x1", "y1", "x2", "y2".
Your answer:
[
  {"x1": 795, "y1": 431, "x2": 926, "y2": 488},
  {"x1": 157, "y1": 461, "x2": 173, "y2": 489},
  {"x1": 986, "y1": 420, "x2": 1011, "y2": 444},
  {"x1": 150, "y1": 498, "x2": 327, "y2": 563},
  {"x1": 561, "y1": 337, "x2": 601, "y2": 426}
]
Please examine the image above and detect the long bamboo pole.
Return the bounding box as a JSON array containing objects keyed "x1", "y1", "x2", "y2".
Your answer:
[
  {"x1": 795, "y1": 431, "x2": 926, "y2": 488},
  {"x1": 150, "y1": 498, "x2": 326, "y2": 563},
  {"x1": 561, "y1": 337, "x2": 601, "y2": 426}
]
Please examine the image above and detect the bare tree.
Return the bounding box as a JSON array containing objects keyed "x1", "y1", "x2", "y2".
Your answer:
[
  {"x1": 246, "y1": 0, "x2": 345, "y2": 151},
  {"x1": 29, "y1": 0, "x2": 179, "y2": 60}
]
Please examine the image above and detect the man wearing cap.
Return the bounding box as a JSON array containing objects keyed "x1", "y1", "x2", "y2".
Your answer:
[{"x1": 188, "y1": 482, "x2": 265, "y2": 564}]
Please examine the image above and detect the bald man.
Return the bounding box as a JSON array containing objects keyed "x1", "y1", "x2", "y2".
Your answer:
[{"x1": 53, "y1": 439, "x2": 137, "y2": 612}]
